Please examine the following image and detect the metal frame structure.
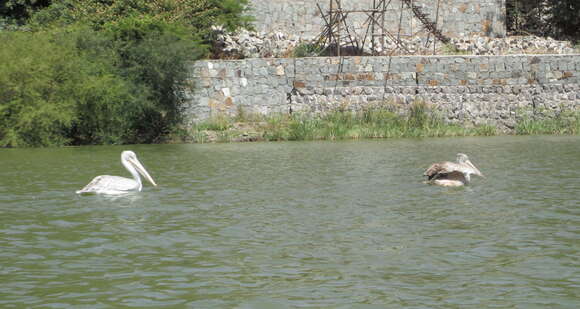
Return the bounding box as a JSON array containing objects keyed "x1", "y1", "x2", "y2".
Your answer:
[{"x1": 315, "y1": 0, "x2": 450, "y2": 56}]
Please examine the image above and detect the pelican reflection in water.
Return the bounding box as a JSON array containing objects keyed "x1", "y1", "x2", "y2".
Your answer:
[
  {"x1": 424, "y1": 153, "x2": 484, "y2": 187},
  {"x1": 76, "y1": 150, "x2": 157, "y2": 195}
]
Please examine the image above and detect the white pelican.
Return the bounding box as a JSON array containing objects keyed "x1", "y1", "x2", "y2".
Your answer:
[
  {"x1": 424, "y1": 153, "x2": 484, "y2": 187},
  {"x1": 76, "y1": 150, "x2": 157, "y2": 195}
]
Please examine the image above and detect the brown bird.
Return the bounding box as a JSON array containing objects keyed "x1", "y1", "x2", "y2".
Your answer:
[{"x1": 424, "y1": 153, "x2": 484, "y2": 187}]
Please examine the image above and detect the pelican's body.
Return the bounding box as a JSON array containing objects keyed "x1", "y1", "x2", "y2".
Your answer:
[
  {"x1": 424, "y1": 153, "x2": 484, "y2": 187},
  {"x1": 76, "y1": 151, "x2": 157, "y2": 195}
]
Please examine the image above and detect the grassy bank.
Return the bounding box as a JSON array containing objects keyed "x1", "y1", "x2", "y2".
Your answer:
[
  {"x1": 180, "y1": 103, "x2": 493, "y2": 143},
  {"x1": 515, "y1": 112, "x2": 580, "y2": 135},
  {"x1": 178, "y1": 103, "x2": 579, "y2": 143}
]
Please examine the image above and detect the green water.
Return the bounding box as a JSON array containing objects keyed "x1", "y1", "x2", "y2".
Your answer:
[{"x1": 1, "y1": 136, "x2": 579, "y2": 308}]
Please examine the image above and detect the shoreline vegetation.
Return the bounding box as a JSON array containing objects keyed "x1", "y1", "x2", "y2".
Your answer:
[
  {"x1": 176, "y1": 102, "x2": 580, "y2": 144},
  {"x1": 0, "y1": 0, "x2": 253, "y2": 148},
  {"x1": 1, "y1": 0, "x2": 579, "y2": 147}
]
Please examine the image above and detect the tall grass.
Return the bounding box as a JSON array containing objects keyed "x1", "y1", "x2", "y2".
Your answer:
[
  {"x1": 291, "y1": 42, "x2": 324, "y2": 58},
  {"x1": 193, "y1": 114, "x2": 232, "y2": 131},
  {"x1": 516, "y1": 111, "x2": 580, "y2": 135},
  {"x1": 188, "y1": 102, "x2": 578, "y2": 143},
  {"x1": 188, "y1": 101, "x2": 503, "y2": 142},
  {"x1": 441, "y1": 43, "x2": 470, "y2": 55}
]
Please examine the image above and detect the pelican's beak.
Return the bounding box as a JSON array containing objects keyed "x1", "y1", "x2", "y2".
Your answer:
[
  {"x1": 466, "y1": 160, "x2": 485, "y2": 178},
  {"x1": 129, "y1": 158, "x2": 157, "y2": 186}
]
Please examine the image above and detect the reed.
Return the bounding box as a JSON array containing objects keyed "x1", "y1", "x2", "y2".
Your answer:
[
  {"x1": 193, "y1": 114, "x2": 232, "y2": 131},
  {"x1": 515, "y1": 111, "x2": 580, "y2": 135},
  {"x1": 441, "y1": 43, "x2": 470, "y2": 55},
  {"x1": 187, "y1": 103, "x2": 578, "y2": 143}
]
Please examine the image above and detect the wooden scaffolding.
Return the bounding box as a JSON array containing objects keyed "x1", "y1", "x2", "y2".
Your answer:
[{"x1": 315, "y1": 0, "x2": 450, "y2": 56}]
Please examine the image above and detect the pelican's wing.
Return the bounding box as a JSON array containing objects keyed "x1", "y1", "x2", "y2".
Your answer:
[
  {"x1": 424, "y1": 161, "x2": 470, "y2": 179},
  {"x1": 76, "y1": 175, "x2": 138, "y2": 194},
  {"x1": 425, "y1": 162, "x2": 451, "y2": 179},
  {"x1": 444, "y1": 162, "x2": 480, "y2": 176},
  {"x1": 424, "y1": 163, "x2": 443, "y2": 178},
  {"x1": 444, "y1": 171, "x2": 467, "y2": 182}
]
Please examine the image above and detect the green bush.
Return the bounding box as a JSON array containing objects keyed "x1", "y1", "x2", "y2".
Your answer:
[
  {"x1": 292, "y1": 43, "x2": 324, "y2": 58},
  {"x1": 0, "y1": 0, "x2": 51, "y2": 23},
  {"x1": 29, "y1": 0, "x2": 252, "y2": 44},
  {"x1": 102, "y1": 16, "x2": 202, "y2": 142},
  {"x1": 506, "y1": 0, "x2": 580, "y2": 41},
  {"x1": 0, "y1": 1, "x2": 254, "y2": 147},
  {"x1": 0, "y1": 27, "x2": 144, "y2": 147},
  {"x1": 0, "y1": 21, "x2": 199, "y2": 147},
  {"x1": 440, "y1": 44, "x2": 469, "y2": 55}
]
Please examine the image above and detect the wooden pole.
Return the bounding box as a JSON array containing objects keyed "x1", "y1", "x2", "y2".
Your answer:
[
  {"x1": 433, "y1": 0, "x2": 441, "y2": 55},
  {"x1": 381, "y1": 0, "x2": 386, "y2": 54},
  {"x1": 371, "y1": 0, "x2": 376, "y2": 54},
  {"x1": 336, "y1": 0, "x2": 341, "y2": 57}
]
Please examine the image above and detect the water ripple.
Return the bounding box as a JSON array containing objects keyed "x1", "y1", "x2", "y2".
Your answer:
[{"x1": 0, "y1": 137, "x2": 579, "y2": 307}]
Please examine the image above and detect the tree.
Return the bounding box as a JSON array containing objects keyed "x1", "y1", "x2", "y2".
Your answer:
[
  {"x1": 547, "y1": 0, "x2": 579, "y2": 40},
  {"x1": 0, "y1": 0, "x2": 51, "y2": 22},
  {"x1": 506, "y1": 0, "x2": 580, "y2": 41},
  {"x1": 1, "y1": 0, "x2": 253, "y2": 146}
]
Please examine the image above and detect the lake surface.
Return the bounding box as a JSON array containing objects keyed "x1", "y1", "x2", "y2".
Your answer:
[{"x1": 1, "y1": 136, "x2": 579, "y2": 308}]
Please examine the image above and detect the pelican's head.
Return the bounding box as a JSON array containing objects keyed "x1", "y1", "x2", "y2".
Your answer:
[
  {"x1": 121, "y1": 150, "x2": 157, "y2": 186},
  {"x1": 456, "y1": 153, "x2": 469, "y2": 163},
  {"x1": 456, "y1": 153, "x2": 484, "y2": 177}
]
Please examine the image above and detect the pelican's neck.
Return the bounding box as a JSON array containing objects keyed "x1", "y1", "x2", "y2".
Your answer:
[
  {"x1": 122, "y1": 158, "x2": 142, "y2": 190},
  {"x1": 464, "y1": 173, "x2": 471, "y2": 183}
]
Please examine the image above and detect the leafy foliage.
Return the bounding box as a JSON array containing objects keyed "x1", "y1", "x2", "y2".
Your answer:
[
  {"x1": 102, "y1": 16, "x2": 202, "y2": 142},
  {"x1": 0, "y1": 0, "x2": 252, "y2": 147},
  {"x1": 0, "y1": 27, "x2": 139, "y2": 147},
  {"x1": 30, "y1": 0, "x2": 252, "y2": 47},
  {"x1": 547, "y1": 0, "x2": 580, "y2": 40},
  {"x1": 0, "y1": 0, "x2": 51, "y2": 23},
  {"x1": 292, "y1": 43, "x2": 324, "y2": 58},
  {"x1": 506, "y1": 0, "x2": 580, "y2": 41},
  {"x1": 0, "y1": 20, "x2": 201, "y2": 147}
]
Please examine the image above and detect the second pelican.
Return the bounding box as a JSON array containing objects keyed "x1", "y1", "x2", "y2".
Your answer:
[{"x1": 424, "y1": 153, "x2": 484, "y2": 187}]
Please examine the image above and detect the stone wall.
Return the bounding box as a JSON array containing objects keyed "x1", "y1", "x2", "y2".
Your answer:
[
  {"x1": 184, "y1": 54, "x2": 580, "y2": 131},
  {"x1": 247, "y1": 0, "x2": 506, "y2": 40}
]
